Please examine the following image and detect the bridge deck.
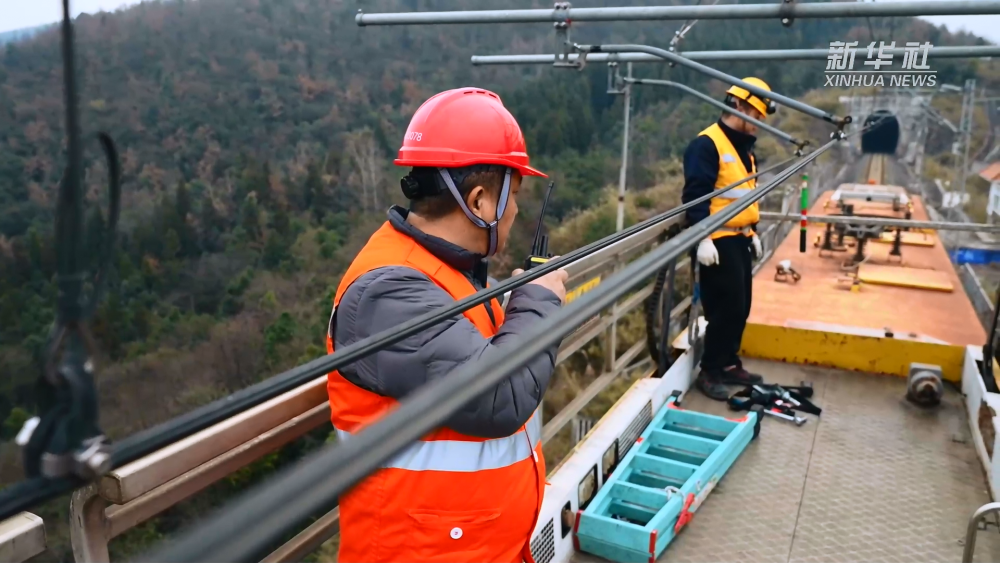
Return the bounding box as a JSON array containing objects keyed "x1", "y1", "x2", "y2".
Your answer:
[{"x1": 572, "y1": 358, "x2": 1000, "y2": 563}]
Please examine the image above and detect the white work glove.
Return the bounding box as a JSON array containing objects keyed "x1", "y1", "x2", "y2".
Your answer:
[
  {"x1": 750, "y1": 233, "x2": 763, "y2": 261},
  {"x1": 696, "y1": 238, "x2": 719, "y2": 267}
]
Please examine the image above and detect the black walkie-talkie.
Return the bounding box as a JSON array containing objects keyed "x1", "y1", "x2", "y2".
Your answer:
[{"x1": 524, "y1": 181, "x2": 556, "y2": 270}]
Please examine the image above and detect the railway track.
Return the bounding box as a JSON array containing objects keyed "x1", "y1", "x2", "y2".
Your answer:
[{"x1": 864, "y1": 153, "x2": 887, "y2": 185}]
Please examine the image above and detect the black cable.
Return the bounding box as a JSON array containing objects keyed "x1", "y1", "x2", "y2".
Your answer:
[
  {"x1": 0, "y1": 152, "x2": 803, "y2": 519},
  {"x1": 142, "y1": 138, "x2": 839, "y2": 563},
  {"x1": 983, "y1": 284, "x2": 1000, "y2": 393},
  {"x1": 645, "y1": 263, "x2": 671, "y2": 372}
]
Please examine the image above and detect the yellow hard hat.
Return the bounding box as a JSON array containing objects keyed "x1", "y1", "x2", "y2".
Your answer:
[{"x1": 726, "y1": 77, "x2": 776, "y2": 117}]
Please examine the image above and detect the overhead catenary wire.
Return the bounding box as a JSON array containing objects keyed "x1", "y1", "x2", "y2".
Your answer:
[
  {"x1": 469, "y1": 45, "x2": 1000, "y2": 65},
  {"x1": 143, "y1": 137, "x2": 841, "y2": 563},
  {"x1": 0, "y1": 151, "x2": 800, "y2": 520}
]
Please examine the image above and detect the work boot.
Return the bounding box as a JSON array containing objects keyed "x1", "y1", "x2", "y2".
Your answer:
[
  {"x1": 719, "y1": 365, "x2": 764, "y2": 385},
  {"x1": 695, "y1": 370, "x2": 730, "y2": 401}
]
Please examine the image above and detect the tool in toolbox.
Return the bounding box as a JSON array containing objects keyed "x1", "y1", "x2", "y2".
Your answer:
[
  {"x1": 524, "y1": 181, "x2": 556, "y2": 271},
  {"x1": 728, "y1": 382, "x2": 821, "y2": 428},
  {"x1": 575, "y1": 391, "x2": 762, "y2": 563}
]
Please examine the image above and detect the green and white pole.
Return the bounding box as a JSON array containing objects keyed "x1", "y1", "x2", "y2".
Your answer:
[{"x1": 799, "y1": 173, "x2": 809, "y2": 253}]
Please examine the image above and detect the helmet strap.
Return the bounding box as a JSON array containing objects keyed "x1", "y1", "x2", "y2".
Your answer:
[{"x1": 436, "y1": 167, "x2": 512, "y2": 257}]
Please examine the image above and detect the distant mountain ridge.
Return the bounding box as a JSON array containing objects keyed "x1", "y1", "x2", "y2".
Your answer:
[{"x1": 0, "y1": 23, "x2": 56, "y2": 46}]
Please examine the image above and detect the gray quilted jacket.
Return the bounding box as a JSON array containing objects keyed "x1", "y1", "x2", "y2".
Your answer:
[{"x1": 330, "y1": 206, "x2": 562, "y2": 439}]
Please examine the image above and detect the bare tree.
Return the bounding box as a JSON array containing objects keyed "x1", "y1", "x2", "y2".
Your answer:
[{"x1": 345, "y1": 128, "x2": 385, "y2": 213}]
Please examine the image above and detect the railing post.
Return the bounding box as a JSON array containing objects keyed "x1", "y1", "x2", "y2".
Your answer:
[
  {"x1": 0, "y1": 512, "x2": 46, "y2": 563},
  {"x1": 70, "y1": 485, "x2": 111, "y2": 563},
  {"x1": 963, "y1": 502, "x2": 1000, "y2": 563}
]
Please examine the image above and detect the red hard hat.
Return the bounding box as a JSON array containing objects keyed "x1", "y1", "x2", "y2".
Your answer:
[{"x1": 395, "y1": 87, "x2": 547, "y2": 178}]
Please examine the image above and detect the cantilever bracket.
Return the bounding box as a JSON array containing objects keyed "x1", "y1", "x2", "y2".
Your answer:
[
  {"x1": 606, "y1": 59, "x2": 627, "y2": 94},
  {"x1": 553, "y1": 2, "x2": 585, "y2": 70},
  {"x1": 793, "y1": 139, "x2": 810, "y2": 156},
  {"x1": 779, "y1": 0, "x2": 797, "y2": 27}
]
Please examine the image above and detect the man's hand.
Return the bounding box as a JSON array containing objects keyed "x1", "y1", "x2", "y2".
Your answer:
[
  {"x1": 696, "y1": 239, "x2": 719, "y2": 267},
  {"x1": 750, "y1": 233, "x2": 763, "y2": 261},
  {"x1": 512, "y1": 258, "x2": 569, "y2": 303}
]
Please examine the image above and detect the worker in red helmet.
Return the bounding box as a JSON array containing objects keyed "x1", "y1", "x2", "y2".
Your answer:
[{"x1": 324, "y1": 88, "x2": 568, "y2": 563}]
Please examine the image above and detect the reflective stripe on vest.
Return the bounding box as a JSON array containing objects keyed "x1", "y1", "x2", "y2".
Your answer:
[
  {"x1": 334, "y1": 414, "x2": 543, "y2": 473},
  {"x1": 714, "y1": 188, "x2": 754, "y2": 200},
  {"x1": 699, "y1": 123, "x2": 760, "y2": 240}
]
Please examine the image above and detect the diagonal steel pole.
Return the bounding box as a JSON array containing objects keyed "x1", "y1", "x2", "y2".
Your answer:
[
  {"x1": 585, "y1": 44, "x2": 851, "y2": 127},
  {"x1": 357, "y1": 0, "x2": 1000, "y2": 26},
  {"x1": 628, "y1": 77, "x2": 806, "y2": 148}
]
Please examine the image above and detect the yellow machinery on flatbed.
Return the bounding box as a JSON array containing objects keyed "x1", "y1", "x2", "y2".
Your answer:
[{"x1": 556, "y1": 154, "x2": 1000, "y2": 563}]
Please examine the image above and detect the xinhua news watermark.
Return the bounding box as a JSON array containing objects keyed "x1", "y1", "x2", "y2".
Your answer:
[{"x1": 825, "y1": 41, "x2": 937, "y2": 87}]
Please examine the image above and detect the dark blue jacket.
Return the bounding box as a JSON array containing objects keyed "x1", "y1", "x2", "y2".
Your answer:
[
  {"x1": 331, "y1": 206, "x2": 562, "y2": 439},
  {"x1": 681, "y1": 119, "x2": 759, "y2": 228}
]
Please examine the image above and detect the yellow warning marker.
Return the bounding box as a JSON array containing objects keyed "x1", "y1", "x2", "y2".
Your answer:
[
  {"x1": 856, "y1": 264, "x2": 954, "y2": 292},
  {"x1": 870, "y1": 231, "x2": 936, "y2": 247},
  {"x1": 565, "y1": 275, "x2": 601, "y2": 304}
]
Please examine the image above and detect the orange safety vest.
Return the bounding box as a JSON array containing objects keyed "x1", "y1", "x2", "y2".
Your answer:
[
  {"x1": 326, "y1": 221, "x2": 546, "y2": 563},
  {"x1": 701, "y1": 122, "x2": 759, "y2": 240}
]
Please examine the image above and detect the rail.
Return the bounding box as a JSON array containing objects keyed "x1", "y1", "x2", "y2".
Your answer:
[
  {"x1": 963, "y1": 502, "x2": 1000, "y2": 563},
  {"x1": 62, "y1": 211, "x2": 691, "y2": 563}
]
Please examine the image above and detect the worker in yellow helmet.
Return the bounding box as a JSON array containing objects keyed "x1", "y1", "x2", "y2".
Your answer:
[{"x1": 681, "y1": 77, "x2": 776, "y2": 400}]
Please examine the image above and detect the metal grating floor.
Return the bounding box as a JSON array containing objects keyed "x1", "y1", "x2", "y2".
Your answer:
[{"x1": 572, "y1": 359, "x2": 1000, "y2": 563}]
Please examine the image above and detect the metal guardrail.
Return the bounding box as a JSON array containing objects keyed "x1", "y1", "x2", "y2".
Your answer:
[
  {"x1": 963, "y1": 502, "x2": 1000, "y2": 563},
  {"x1": 61, "y1": 213, "x2": 686, "y2": 562},
  {"x1": 958, "y1": 264, "x2": 996, "y2": 333},
  {"x1": 0, "y1": 512, "x2": 45, "y2": 563}
]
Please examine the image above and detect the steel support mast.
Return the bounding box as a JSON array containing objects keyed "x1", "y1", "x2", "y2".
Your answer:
[{"x1": 616, "y1": 63, "x2": 632, "y2": 233}]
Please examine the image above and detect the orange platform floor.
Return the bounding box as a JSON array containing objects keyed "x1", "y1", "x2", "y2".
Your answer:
[{"x1": 750, "y1": 188, "x2": 986, "y2": 347}]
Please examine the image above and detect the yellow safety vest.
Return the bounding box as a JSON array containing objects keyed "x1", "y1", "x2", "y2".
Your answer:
[{"x1": 700, "y1": 123, "x2": 759, "y2": 240}]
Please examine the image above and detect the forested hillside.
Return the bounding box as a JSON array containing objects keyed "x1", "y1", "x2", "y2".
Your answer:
[{"x1": 0, "y1": 0, "x2": 995, "y2": 560}]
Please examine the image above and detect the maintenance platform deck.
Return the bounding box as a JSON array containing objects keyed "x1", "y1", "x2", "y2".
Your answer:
[
  {"x1": 751, "y1": 189, "x2": 986, "y2": 347},
  {"x1": 573, "y1": 358, "x2": 1000, "y2": 563}
]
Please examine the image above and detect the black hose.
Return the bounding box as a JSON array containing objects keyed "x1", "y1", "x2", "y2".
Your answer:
[
  {"x1": 644, "y1": 258, "x2": 678, "y2": 376},
  {"x1": 982, "y1": 284, "x2": 1000, "y2": 393},
  {"x1": 644, "y1": 265, "x2": 670, "y2": 373},
  {"x1": 659, "y1": 261, "x2": 677, "y2": 374},
  {"x1": 142, "y1": 139, "x2": 838, "y2": 563}
]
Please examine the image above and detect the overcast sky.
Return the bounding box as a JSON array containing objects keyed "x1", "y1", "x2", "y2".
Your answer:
[{"x1": 1, "y1": 0, "x2": 1000, "y2": 43}]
